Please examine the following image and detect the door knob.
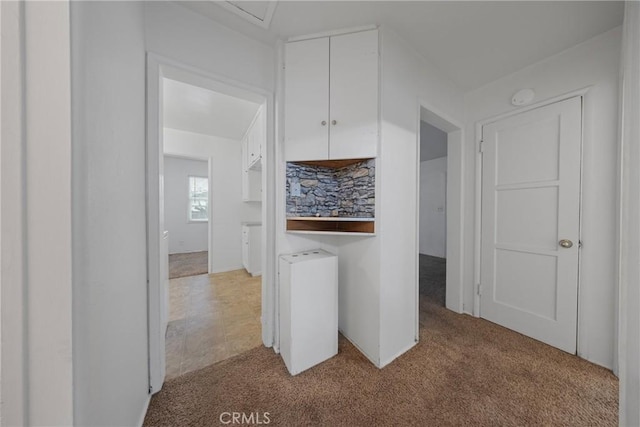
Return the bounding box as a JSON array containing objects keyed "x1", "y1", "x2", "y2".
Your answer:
[
  {"x1": 321, "y1": 121, "x2": 327, "y2": 126},
  {"x1": 559, "y1": 239, "x2": 573, "y2": 248},
  {"x1": 331, "y1": 120, "x2": 337, "y2": 125}
]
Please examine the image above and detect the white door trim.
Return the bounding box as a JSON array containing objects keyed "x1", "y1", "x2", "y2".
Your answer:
[
  {"x1": 417, "y1": 100, "x2": 465, "y2": 321},
  {"x1": 146, "y1": 52, "x2": 276, "y2": 394},
  {"x1": 474, "y1": 87, "x2": 590, "y2": 349}
]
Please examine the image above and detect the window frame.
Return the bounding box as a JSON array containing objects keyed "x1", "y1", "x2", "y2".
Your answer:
[{"x1": 187, "y1": 175, "x2": 209, "y2": 223}]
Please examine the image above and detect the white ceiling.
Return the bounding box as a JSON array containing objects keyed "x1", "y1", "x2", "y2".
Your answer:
[
  {"x1": 163, "y1": 78, "x2": 261, "y2": 139},
  {"x1": 181, "y1": 1, "x2": 624, "y2": 91}
]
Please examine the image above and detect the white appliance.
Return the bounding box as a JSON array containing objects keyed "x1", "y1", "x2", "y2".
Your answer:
[
  {"x1": 242, "y1": 223, "x2": 262, "y2": 276},
  {"x1": 279, "y1": 249, "x2": 338, "y2": 375}
]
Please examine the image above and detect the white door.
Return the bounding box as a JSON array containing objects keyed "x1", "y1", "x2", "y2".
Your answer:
[
  {"x1": 329, "y1": 29, "x2": 378, "y2": 160},
  {"x1": 480, "y1": 96, "x2": 581, "y2": 353},
  {"x1": 284, "y1": 38, "x2": 329, "y2": 161}
]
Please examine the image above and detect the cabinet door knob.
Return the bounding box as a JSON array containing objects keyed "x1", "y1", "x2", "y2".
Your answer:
[
  {"x1": 331, "y1": 120, "x2": 337, "y2": 125},
  {"x1": 321, "y1": 120, "x2": 327, "y2": 126}
]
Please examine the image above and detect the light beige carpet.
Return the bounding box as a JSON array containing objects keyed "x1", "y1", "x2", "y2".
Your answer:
[
  {"x1": 168, "y1": 251, "x2": 208, "y2": 279},
  {"x1": 144, "y1": 296, "x2": 617, "y2": 426}
]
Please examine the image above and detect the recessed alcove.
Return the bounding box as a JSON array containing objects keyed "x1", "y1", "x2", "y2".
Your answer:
[{"x1": 286, "y1": 158, "x2": 375, "y2": 234}]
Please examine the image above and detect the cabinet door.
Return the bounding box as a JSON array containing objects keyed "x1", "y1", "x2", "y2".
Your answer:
[
  {"x1": 248, "y1": 225, "x2": 262, "y2": 275},
  {"x1": 248, "y1": 108, "x2": 263, "y2": 169},
  {"x1": 242, "y1": 227, "x2": 249, "y2": 270},
  {"x1": 329, "y1": 30, "x2": 378, "y2": 160},
  {"x1": 285, "y1": 38, "x2": 330, "y2": 161}
]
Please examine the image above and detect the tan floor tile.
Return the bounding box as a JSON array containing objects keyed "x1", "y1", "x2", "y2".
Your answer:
[
  {"x1": 169, "y1": 304, "x2": 188, "y2": 322},
  {"x1": 181, "y1": 344, "x2": 230, "y2": 375},
  {"x1": 227, "y1": 335, "x2": 263, "y2": 355},
  {"x1": 225, "y1": 319, "x2": 261, "y2": 339},
  {"x1": 165, "y1": 267, "x2": 263, "y2": 379},
  {"x1": 185, "y1": 315, "x2": 226, "y2": 334},
  {"x1": 184, "y1": 332, "x2": 226, "y2": 358}
]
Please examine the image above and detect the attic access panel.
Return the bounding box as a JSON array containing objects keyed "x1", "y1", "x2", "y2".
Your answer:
[{"x1": 215, "y1": 1, "x2": 278, "y2": 29}]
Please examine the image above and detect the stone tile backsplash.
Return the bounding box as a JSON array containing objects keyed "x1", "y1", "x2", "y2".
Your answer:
[{"x1": 286, "y1": 158, "x2": 375, "y2": 218}]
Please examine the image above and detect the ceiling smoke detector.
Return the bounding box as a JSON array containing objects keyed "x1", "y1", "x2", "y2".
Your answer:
[
  {"x1": 215, "y1": 1, "x2": 278, "y2": 29},
  {"x1": 511, "y1": 89, "x2": 536, "y2": 106}
]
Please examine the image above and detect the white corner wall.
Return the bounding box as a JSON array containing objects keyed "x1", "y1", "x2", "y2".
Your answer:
[
  {"x1": 378, "y1": 28, "x2": 465, "y2": 366},
  {"x1": 463, "y1": 26, "x2": 622, "y2": 369},
  {"x1": 71, "y1": 2, "x2": 149, "y2": 425},
  {"x1": 420, "y1": 157, "x2": 447, "y2": 258},
  {"x1": 164, "y1": 129, "x2": 261, "y2": 273},
  {"x1": 164, "y1": 156, "x2": 209, "y2": 254}
]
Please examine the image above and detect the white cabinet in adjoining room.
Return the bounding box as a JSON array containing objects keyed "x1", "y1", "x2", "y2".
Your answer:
[
  {"x1": 285, "y1": 29, "x2": 379, "y2": 162},
  {"x1": 246, "y1": 105, "x2": 265, "y2": 170},
  {"x1": 241, "y1": 130, "x2": 262, "y2": 202},
  {"x1": 242, "y1": 223, "x2": 262, "y2": 276}
]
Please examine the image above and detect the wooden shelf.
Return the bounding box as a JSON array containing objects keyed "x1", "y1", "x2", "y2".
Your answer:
[
  {"x1": 291, "y1": 158, "x2": 373, "y2": 169},
  {"x1": 287, "y1": 217, "x2": 375, "y2": 234}
]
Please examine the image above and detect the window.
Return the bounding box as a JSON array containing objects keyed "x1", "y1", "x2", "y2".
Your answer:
[{"x1": 188, "y1": 176, "x2": 208, "y2": 222}]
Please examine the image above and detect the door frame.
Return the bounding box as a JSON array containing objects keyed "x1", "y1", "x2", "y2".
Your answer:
[
  {"x1": 474, "y1": 87, "x2": 589, "y2": 352},
  {"x1": 416, "y1": 101, "x2": 465, "y2": 326},
  {"x1": 146, "y1": 52, "x2": 276, "y2": 393}
]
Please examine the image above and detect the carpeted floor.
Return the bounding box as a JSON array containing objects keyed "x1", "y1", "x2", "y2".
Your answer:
[
  {"x1": 169, "y1": 251, "x2": 208, "y2": 279},
  {"x1": 144, "y1": 294, "x2": 618, "y2": 426}
]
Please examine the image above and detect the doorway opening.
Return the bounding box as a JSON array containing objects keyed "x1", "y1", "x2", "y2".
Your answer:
[
  {"x1": 416, "y1": 103, "x2": 464, "y2": 328},
  {"x1": 161, "y1": 76, "x2": 264, "y2": 380},
  {"x1": 147, "y1": 56, "x2": 273, "y2": 391},
  {"x1": 418, "y1": 120, "x2": 448, "y2": 308}
]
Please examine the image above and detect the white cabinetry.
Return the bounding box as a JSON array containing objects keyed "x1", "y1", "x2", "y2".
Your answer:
[
  {"x1": 246, "y1": 106, "x2": 264, "y2": 170},
  {"x1": 279, "y1": 249, "x2": 338, "y2": 375},
  {"x1": 242, "y1": 223, "x2": 262, "y2": 276},
  {"x1": 285, "y1": 29, "x2": 378, "y2": 162},
  {"x1": 241, "y1": 106, "x2": 263, "y2": 202},
  {"x1": 241, "y1": 139, "x2": 261, "y2": 202}
]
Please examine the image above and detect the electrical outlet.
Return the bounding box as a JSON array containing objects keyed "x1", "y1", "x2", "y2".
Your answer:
[{"x1": 291, "y1": 180, "x2": 301, "y2": 197}]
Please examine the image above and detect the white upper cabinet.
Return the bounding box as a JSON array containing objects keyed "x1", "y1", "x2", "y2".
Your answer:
[
  {"x1": 285, "y1": 37, "x2": 330, "y2": 161},
  {"x1": 329, "y1": 30, "x2": 379, "y2": 160},
  {"x1": 285, "y1": 29, "x2": 378, "y2": 161},
  {"x1": 247, "y1": 106, "x2": 264, "y2": 170}
]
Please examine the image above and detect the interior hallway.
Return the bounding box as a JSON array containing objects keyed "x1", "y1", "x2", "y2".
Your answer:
[
  {"x1": 419, "y1": 254, "x2": 446, "y2": 307},
  {"x1": 146, "y1": 294, "x2": 617, "y2": 426},
  {"x1": 166, "y1": 269, "x2": 262, "y2": 379}
]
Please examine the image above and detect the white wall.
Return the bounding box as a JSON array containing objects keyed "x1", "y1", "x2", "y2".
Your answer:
[
  {"x1": 463, "y1": 27, "x2": 622, "y2": 369},
  {"x1": 1, "y1": 2, "x2": 24, "y2": 424},
  {"x1": 145, "y1": 2, "x2": 274, "y2": 92},
  {"x1": 420, "y1": 121, "x2": 448, "y2": 161},
  {"x1": 420, "y1": 157, "x2": 447, "y2": 257},
  {"x1": 164, "y1": 128, "x2": 261, "y2": 273},
  {"x1": 71, "y1": 2, "x2": 149, "y2": 425},
  {"x1": 0, "y1": 2, "x2": 75, "y2": 425},
  {"x1": 164, "y1": 156, "x2": 209, "y2": 254},
  {"x1": 618, "y1": 3, "x2": 640, "y2": 424}
]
